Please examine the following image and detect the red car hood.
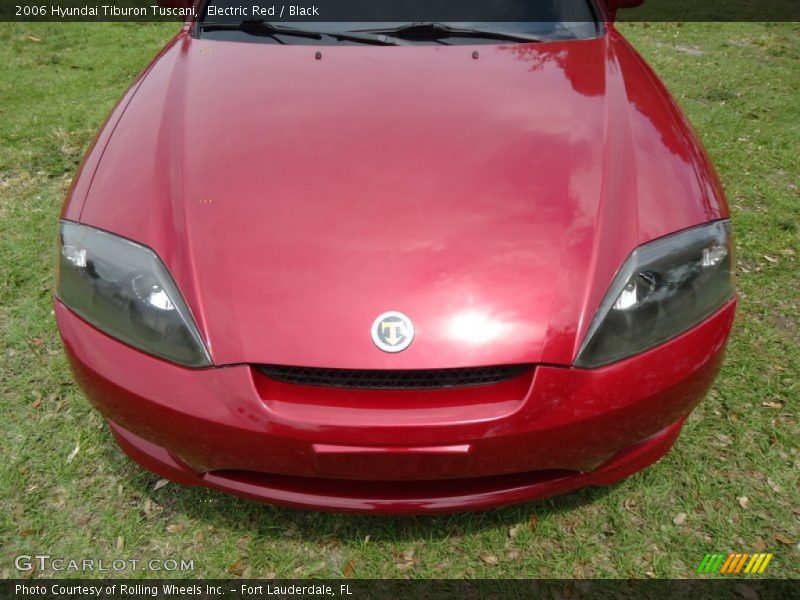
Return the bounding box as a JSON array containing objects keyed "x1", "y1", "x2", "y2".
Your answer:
[{"x1": 79, "y1": 32, "x2": 726, "y2": 368}]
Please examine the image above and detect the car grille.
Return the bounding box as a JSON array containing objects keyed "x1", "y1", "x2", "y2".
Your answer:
[{"x1": 256, "y1": 364, "x2": 532, "y2": 390}]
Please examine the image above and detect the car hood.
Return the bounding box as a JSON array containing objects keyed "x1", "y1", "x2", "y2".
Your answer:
[{"x1": 79, "y1": 33, "x2": 726, "y2": 368}]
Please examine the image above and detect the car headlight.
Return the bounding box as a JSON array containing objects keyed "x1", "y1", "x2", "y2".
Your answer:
[
  {"x1": 56, "y1": 221, "x2": 211, "y2": 367},
  {"x1": 576, "y1": 220, "x2": 734, "y2": 368}
]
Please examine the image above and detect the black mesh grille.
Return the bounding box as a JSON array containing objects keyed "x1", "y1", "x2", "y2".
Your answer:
[{"x1": 257, "y1": 364, "x2": 532, "y2": 390}]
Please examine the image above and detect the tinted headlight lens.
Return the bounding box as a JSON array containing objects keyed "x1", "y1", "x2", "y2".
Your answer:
[
  {"x1": 56, "y1": 221, "x2": 211, "y2": 367},
  {"x1": 576, "y1": 221, "x2": 734, "y2": 368}
]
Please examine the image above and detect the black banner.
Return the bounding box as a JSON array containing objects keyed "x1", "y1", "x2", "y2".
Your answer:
[
  {"x1": 2, "y1": 0, "x2": 800, "y2": 23},
  {"x1": 2, "y1": 579, "x2": 798, "y2": 600}
]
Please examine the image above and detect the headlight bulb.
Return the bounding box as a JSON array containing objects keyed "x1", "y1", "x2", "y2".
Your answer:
[
  {"x1": 132, "y1": 273, "x2": 175, "y2": 311},
  {"x1": 613, "y1": 272, "x2": 657, "y2": 311},
  {"x1": 702, "y1": 244, "x2": 727, "y2": 268}
]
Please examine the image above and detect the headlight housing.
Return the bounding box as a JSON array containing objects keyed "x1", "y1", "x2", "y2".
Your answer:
[
  {"x1": 56, "y1": 221, "x2": 211, "y2": 367},
  {"x1": 576, "y1": 221, "x2": 734, "y2": 368}
]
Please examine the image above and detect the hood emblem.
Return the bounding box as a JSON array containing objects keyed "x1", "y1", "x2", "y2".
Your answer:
[{"x1": 371, "y1": 311, "x2": 414, "y2": 353}]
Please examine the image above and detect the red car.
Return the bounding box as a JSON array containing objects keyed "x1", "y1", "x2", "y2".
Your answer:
[{"x1": 56, "y1": 0, "x2": 735, "y2": 513}]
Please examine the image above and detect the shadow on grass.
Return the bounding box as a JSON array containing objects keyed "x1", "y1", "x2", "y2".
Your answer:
[{"x1": 100, "y1": 432, "x2": 617, "y2": 544}]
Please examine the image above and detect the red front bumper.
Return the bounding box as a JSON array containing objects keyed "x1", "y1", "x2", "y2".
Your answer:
[{"x1": 55, "y1": 299, "x2": 735, "y2": 514}]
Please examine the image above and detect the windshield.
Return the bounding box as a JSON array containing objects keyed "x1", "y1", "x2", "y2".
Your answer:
[{"x1": 198, "y1": 1, "x2": 601, "y2": 44}]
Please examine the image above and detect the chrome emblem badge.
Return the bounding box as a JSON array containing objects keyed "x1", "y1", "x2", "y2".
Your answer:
[{"x1": 371, "y1": 311, "x2": 414, "y2": 353}]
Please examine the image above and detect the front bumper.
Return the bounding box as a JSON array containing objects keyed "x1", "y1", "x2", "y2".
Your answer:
[{"x1": 56, "y1": 299, "x2": 735, "y2": 514}]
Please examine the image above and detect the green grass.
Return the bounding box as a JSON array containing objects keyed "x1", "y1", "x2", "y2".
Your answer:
[{"x1": 1, "y1": 22, "x2": 798, "y2": 579}]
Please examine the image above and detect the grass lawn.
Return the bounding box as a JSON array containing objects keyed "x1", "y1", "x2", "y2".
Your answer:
[{"x1": 0, "y1": 21, "x2": 798, "y2": 579}]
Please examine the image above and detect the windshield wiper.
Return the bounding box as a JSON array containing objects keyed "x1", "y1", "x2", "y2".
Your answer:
[
  {"x1": 200, "y1": 20, "x2": 396, "y2": 45},
  {"x1": 326, "y1": 31, "x2": 397, "y2": 45},
  {"x1": 357, "y1": 22, "x2": 543, "y2": 44},
  {"x1": 201, "y1": 20, "x2": 323, "y2": 42}
]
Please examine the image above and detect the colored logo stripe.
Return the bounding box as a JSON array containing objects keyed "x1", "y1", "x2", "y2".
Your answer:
[
  {"x1": 747, "y1": 553, "x2": 773, "y2": 574},
  {"x1": 720, "y1": 554, "x2": 737, "y2": 573},
  {"x1": 698, "y1": 553, "x2": 773, "y2": 574},
  {"x1": 697, "y1": 554, "x2": 726, "y2": 573}
]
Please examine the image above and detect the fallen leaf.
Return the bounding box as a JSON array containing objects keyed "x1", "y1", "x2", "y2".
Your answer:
[
  {"x1": 775, "y1": 533, "x2": 794, "y2": 545},
  {"x1": 227, "y1": 559, "x2": 245, "y2": 576},
  {"x1": 19, "y1": 528, "x2": 35, "y2": 538},
  {"x1": 282, "y1": 525, "x2": 298, "y2": 537},
  {"x1": 166, "y1": 524, "x2": 185, "y2": 534},
  {"x1": 753, "y1": 537, "x2": 767, "y2": 552},
  {"x1": 529, "y1": 514, "x2": 539, "y2": 531},
  {"x1": 153, "y1": 478, "x2": 170, "y2": 491},
  {"x1": 714, "y1": 433, "x2": 733, "y2": 446},
  {"x1": 507, "y1": 550, "x2": 520, "y2": 560},
  {"x1": 32, "y1": 398, "x2": 42, "y2": 409},
  {"x1": 766, "y1": 478, "x2": 781, "y2": 493},
  {"x1": 673, "y1": 513, "x2": 687, "y2": 526},
  {"x1": 762, "y1": 400, "x2": 784, "y2": 409},
  {"x1": 195, "y1": 530, "x2": 205, "y2": 544},
  {"x1": 509, "y1": 524, "x2": 522, "y2": 539},
  {"x1": 66, "y1": 443, "x2": 80, "y2": 463},
  {"x1": 395, "y1": 562, "x2": 412, "y2": 572},
  {"x1": 480, "y1": 554, "x2": 499, "y2": 566},
  {"x1": 763, "y1": 255, "x2": 778, "y2": 264},
  {"x1": 738, "y1": 496, "x2": 749, "y2": 508},
  {"x1": 343, "y1": 559, "x2": 355, "y2": 578},
  {"x1": 27, "y1": 35, "x2": 41, "y2": 42},
  {"x1": 115, "y1": 536, "x2": 124, "y2": 551}
]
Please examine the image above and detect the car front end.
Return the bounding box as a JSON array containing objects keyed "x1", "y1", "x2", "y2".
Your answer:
[{"x1": 55, "y1": 1, "x2": 735, "y2": 513}]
